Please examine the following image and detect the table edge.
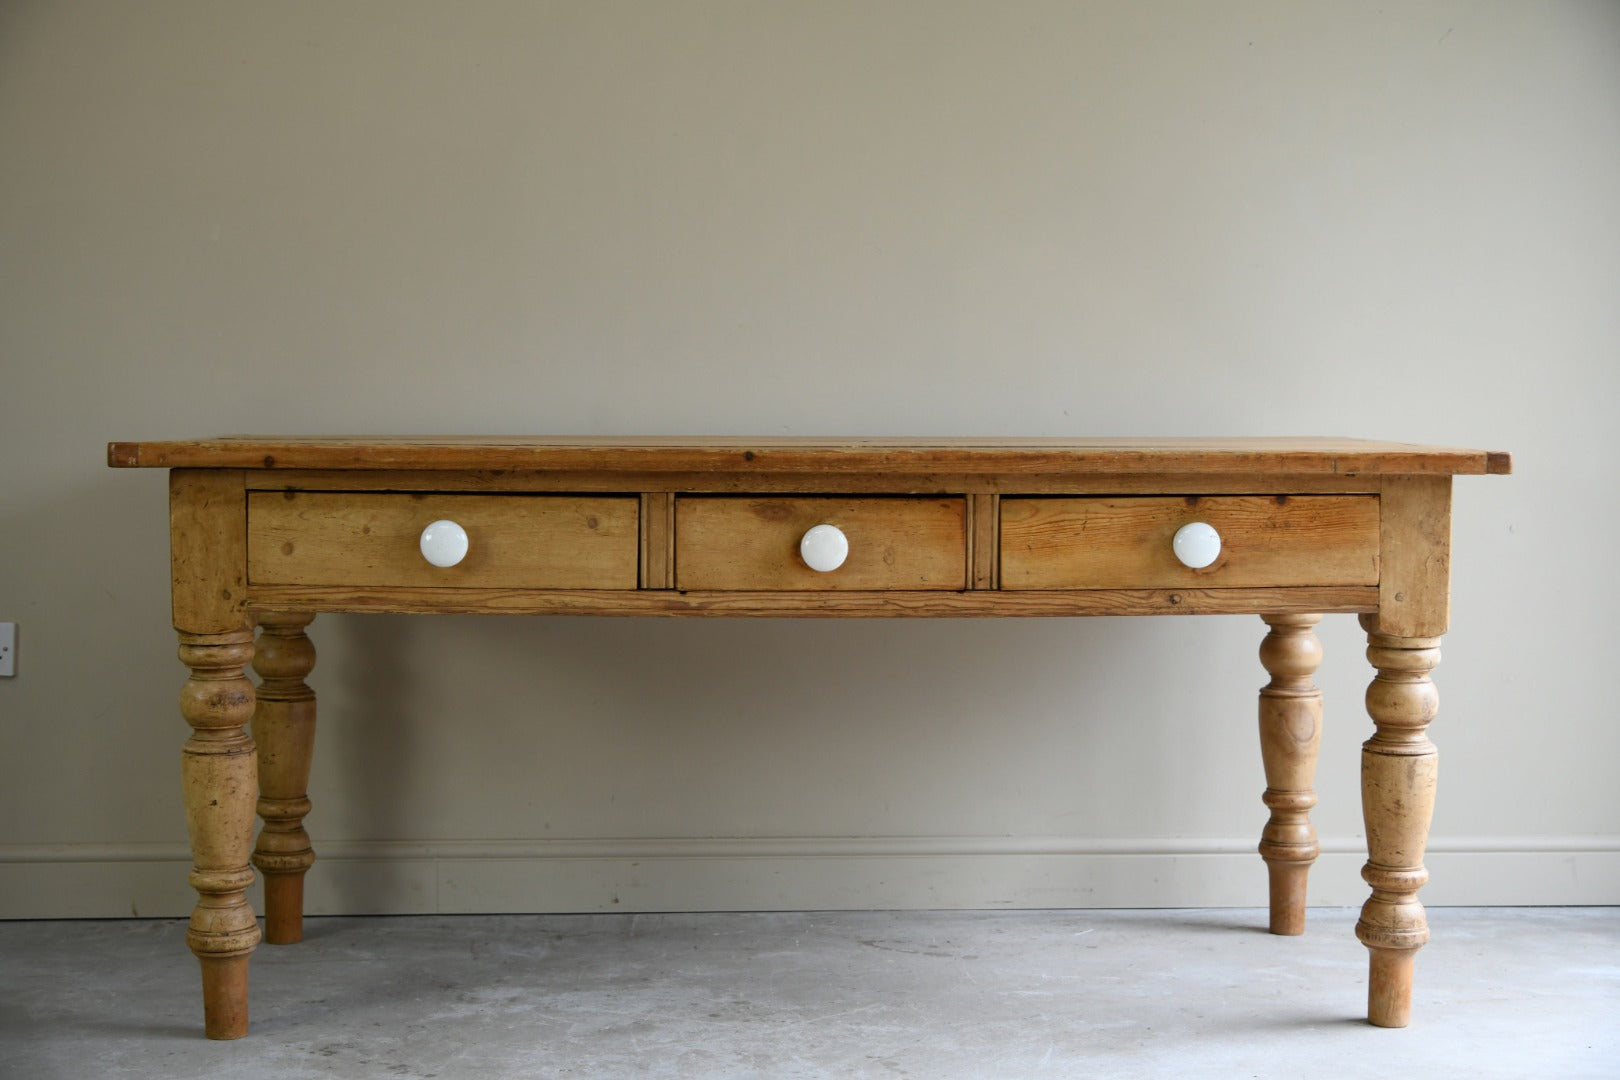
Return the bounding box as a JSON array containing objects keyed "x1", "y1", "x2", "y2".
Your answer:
[{"x1": 107, "y1": 438, "x2": 1513, "y2": 476}]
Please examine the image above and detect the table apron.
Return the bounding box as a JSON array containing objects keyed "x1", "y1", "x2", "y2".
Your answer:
[{"x1": 244, "y1": 585, "x2": 1379, "y2": 618}]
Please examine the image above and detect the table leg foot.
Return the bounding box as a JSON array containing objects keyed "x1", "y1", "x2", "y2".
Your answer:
[
  {"x1": 1265, "y1": 862, "x2": 1311, "y2": 936},
  {"x1": 1366, "y1": 946, "x2": 1416, "y2": 1028},
  {"x1": 198, "y1": 955, "x2": 252, "y2": 1040},
  {"x1": 1257, "y1": 613, "x2": 1323, "y2": 936},
  {"x1": 263, "y1": 873, "x2": 307, "y2": 945}
]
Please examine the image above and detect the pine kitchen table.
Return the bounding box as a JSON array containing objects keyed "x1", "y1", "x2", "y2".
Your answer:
[{"x1": 107, "y1": 436, "x2": 1511, "y2": 1039}]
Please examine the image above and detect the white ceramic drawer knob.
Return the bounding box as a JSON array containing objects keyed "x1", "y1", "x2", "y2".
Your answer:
[
  {"x1": 420, "y1": 519, "x2": 470, "y2": 568},
  {"x1": 1172, "y1": 521, "x2": 1221, "y2": 569},
  {"x1": 799, "y1": 523, "x2": 849, "y2": 573}
]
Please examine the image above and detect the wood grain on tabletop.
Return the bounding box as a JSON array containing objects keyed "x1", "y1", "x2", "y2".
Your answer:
[{"x1": 108, "y1": 436, "x2": 1514, "y2": 476}]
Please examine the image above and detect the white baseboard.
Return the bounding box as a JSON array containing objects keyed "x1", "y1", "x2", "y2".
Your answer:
[{"x1": 2, "y1": 836, "x2": 1615, "y2": 919}]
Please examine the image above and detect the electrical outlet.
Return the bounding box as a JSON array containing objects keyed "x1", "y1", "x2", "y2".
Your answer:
[{"x1": 0, "y1": 623, "x2": 14, "y2": 677}]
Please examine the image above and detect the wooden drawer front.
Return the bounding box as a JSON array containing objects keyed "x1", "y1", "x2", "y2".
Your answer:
[
  {"x1": 1000, "y1": 495, "x2": 1379, "y2": 590},
  {"x1": 248, "y1": 493, "x2": 639, "y2": 589},
  {"x1": 675, "y1": 497, "x2": 967, "y2": 590}
]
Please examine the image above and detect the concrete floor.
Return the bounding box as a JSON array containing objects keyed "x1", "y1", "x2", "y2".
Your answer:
[{"x1": 1, "y1": 909, "x2": 1615, "y2": 1079}]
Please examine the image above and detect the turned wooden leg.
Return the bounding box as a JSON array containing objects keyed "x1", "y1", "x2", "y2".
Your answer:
[
  {"x1": 1257, "y1": 613, "x2": 1323, "y2": 936},
  {"x1": 1357, "y1": 612, "x2": 1440, "y2": 1028},
  {"x1": 251, "y1": 612, "x2": 318, "y2": 945},
  {"x1": 178, "y1": 629, "x2": 262, "y2": 1040}
]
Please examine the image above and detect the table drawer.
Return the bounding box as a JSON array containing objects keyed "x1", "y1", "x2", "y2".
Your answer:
[
  {"x1": 1000, "y1": 495, "x2": 1379, "y2": 589},
  {"x1": 675, "y1": 496, "x2": 967, "y2": 590},
  {"x1": 248, "y1": 492, "x2": 639, "y2": 589}
]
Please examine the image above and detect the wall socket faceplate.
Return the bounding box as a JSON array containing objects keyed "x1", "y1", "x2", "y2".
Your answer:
[{"x1": 0, "y1": 623, "x2": 14, "y2": 677}]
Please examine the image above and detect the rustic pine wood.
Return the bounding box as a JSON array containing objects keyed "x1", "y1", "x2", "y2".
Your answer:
[
  {"x1": 639, "y1": 492, "x2": 675, "y2": 589},
  {"x1": 1357, "y1": 613, "x2": 1442, "y2": 1028},
  {"x1": 1257, "y1": 614, "x2": 1324, "y2": 936},
  {"x1": 112, "y1": 437, "x2": 1509, "y2": 1037},
  {"x1": 1357, "y1": 475, "x2": 1454, "y2": 1026},
  {"x1": 171, "y1": 470, "x2": 250, "y2": 633},
  {"x1": 250, "y1": 612, "x2": 318, "y2": 946},
  {"x1": 1376, "y1": 476, "x2": 1453, "y2": 638},
  {"x1": 247, "y1": 492, "x2": 638, "y2": 590},
  {"x1": 1000, "y1": 496, "x2": 1379, "y2": 590},
  {"x1": 241, "y1": 468, "x2": 1384, "y2": 496},
  {"x1": 108, "y1": 435, "x2": 1512, "y2": 475},
  {"x1": 244, "y1": 584, "x2": 1377, "y2": 618},
  {"x1": 170, "y1": 468, "x2": 260, "y2": 1039},
  {"x1": 674, "y1": 497, "x2": 967, "y2": 591},
  {"x1": 970, "y1": 494, "x2": 1000, "y2": 589},
  {"x1": 177, "y1": 629, "x2": 260, "y2": 1040}
]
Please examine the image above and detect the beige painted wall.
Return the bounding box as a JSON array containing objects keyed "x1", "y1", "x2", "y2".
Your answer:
[{"x1": 2, "y1": 1, "x2": 1616, "y2": 918}]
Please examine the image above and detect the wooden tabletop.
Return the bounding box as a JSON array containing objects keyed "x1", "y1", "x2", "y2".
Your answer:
[{"x1": 107, "y1": 436, "x2": 1511, "y2": 476}]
